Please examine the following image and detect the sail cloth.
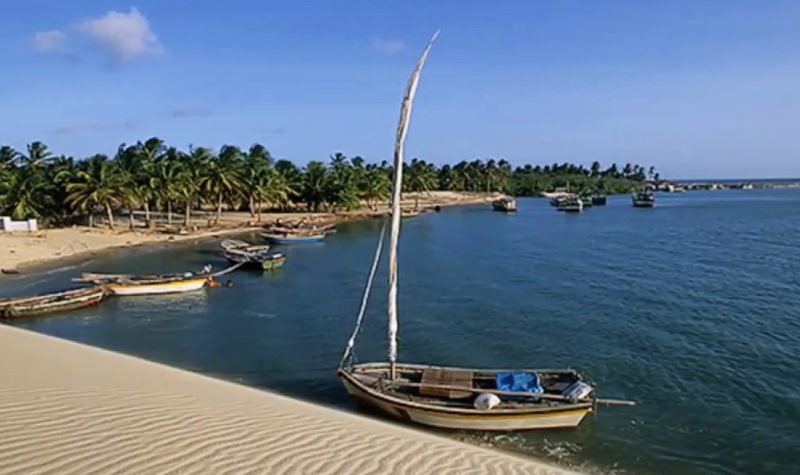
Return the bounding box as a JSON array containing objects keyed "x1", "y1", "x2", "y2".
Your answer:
[{"x1": 387, "y1": 31, "x2": 440, "y2": 365}]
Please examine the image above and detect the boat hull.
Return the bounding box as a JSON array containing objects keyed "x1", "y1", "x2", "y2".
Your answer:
[
  {"x1": 262, "y1": 234, "x2": 325, "y2": 244},
  {"x1": 338, "y1": 364, "x2": 592, "y2": 431},
  {"x1": 0, "y1": 287, "x2": 105, "y2": 318},
  {"x1": 632, "y1": 200, "x2": 655, "y2": 207},
  {"x1": 225, "y1": 256, "x2": 286, "y2": 271},
  {"x1": 104, "y1": 278, "x2": 207, "y2": 296}
]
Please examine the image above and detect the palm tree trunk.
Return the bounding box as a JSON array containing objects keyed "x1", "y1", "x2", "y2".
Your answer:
[
  {"x1": 129, "y1": 208, "x2": 135, "y2": 230},
  {"x1": 216, "y1": 192, "x2": 223, "y2": 225},
  {"x1": 414, "y1": 194, "x2": 419, "y2": 211},
  {"x1": 105, "y1": 202, "x2": 115, "y2": 230},
  {"x1": 88, "y1": 213, "x2": 94, "y2": 228},
  {"x1": 256, "y1": 201, "x2": 262, "y2": 222},
  {"x1": 167, "y1": 201, "x2": 172, "y2": 225},
  {"x1": 184, "y1": 196, "x2": 191, "y2": 228},
  {"x1": 144, "y1": 201, "x2": 150, "y2": 221},
  {"x1": 248, "y1": 195, "x2": 256, "y2": 218}
]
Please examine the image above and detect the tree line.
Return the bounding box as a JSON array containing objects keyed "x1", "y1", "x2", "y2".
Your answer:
[{"x1": 0, "y1": 139, "x2": 657, "y2": 228}]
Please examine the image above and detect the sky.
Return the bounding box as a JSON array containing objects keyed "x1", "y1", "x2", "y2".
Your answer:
[{"x1": 2, "y1": 1, "x2": 800, "y2": 179}]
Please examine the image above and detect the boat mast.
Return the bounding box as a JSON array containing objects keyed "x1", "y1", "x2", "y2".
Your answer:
[{"x1": 387, "y1": 31, "x2": 439, "y2": 380}]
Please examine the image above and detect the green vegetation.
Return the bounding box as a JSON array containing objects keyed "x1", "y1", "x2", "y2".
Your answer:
[{"x1": 0, "y1": 139, "x2": 656, "y2": 227}]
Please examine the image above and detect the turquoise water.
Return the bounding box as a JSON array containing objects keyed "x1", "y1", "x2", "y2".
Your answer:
[{"x1": 3, "y1": 189, "x2": 800, "y2": 474}]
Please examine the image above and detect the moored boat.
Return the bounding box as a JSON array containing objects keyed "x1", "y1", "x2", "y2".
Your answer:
[
  {"x1": 632, "y1": 190, "x2": 655, "y2": 207},
  {"x1": 261, "y1": 232, "x2": 325, "y2": 244},
  {"x1": 337, "y1": 33, "x2": 633, "y2": 431},
  {"x1": 0, "y1": 286, "x2": 105, "y2": 319},
  {"x1": 557, "y1": 195, "x2": 584, "y2": 213},
  {"x1": 591, "y1": 194, "x2": 607, "y2": 206},
  {"x1": 492, "y1": 197, "x2": 517, "y2": 212},
  {"x1": 221, "y1": 239, "x2": 286, "y2": 270},
  {"x1": 77, "y1": 272, "x2": 210, "y2": 296}
]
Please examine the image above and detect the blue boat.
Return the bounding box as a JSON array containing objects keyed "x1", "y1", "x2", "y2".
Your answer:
[{"x1": 261, "y1": 232, "x2": 326, "y2": 244}]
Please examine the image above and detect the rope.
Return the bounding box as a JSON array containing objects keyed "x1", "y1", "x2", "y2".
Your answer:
[{"x1": 339, "y1": 219, "x2": 388, "y2": 368}]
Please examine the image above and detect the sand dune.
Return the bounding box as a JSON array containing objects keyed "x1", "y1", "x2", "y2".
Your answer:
[{"x1": 0, "y1": 325, "x2": 575, "y2": 474}]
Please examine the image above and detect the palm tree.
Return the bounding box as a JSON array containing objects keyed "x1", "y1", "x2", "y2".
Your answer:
[
  {"x1": 150, "y1": 151, "x2": 185, "y2": 225},
  {"x1": 302, "y1": 161, "x2": 330, "y2": 212},
  {"x1": 198, "y1": 145, "x2": 244, "y2": 225},
  {"x1": 0, "y1": 146, "x2": 19, "y2": 169},
  {"x1": 66, "y1": 155, "x2": 126, "y2": 229},
  {"x1": 404, "y1": 158, "x2": 436, "y2": 210},
  {"x1": 361, "y1": 168, "x2": 390, "y2": 210},
  {"x1": 21, "y1": 141, "x2": 52, "y2": 168}
]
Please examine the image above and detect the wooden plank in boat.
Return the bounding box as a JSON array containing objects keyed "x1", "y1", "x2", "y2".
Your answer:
[{"x1": 419, "y1": 369, "x2": 473, "y2": 399}]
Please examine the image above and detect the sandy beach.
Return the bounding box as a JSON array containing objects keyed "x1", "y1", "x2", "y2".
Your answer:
[
  {"x1": 0, "y1": 324, "x2": 575, "y2": 474},
  {"x1": 0, "y1": 191, "x2": 498, "y2": 272}
]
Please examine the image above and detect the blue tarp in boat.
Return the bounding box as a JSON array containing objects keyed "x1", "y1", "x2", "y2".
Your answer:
[{"x1": 495, "y1": 372, "x2": 543, "y2": 398}]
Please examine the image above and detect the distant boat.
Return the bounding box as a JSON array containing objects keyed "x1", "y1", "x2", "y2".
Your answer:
[
  {"x1": 580, "y1": 195, "x2": 594, "y2": 208},
  {"x1": 221, "y1": 239, "x2": 286, "y2": 271},
  {"x1": 632, "y1": 190, "x2": 655, "y2": 208},
  {"x1": 492, "y1": 197, "x2": 517, "y2": 212},
  {"x1": 0, "y1": 286, "x2": 105, "y2": 319},
  {"x1": 557, "y1": 195, "x2": 584, "y2": 213},
  {"x1": 77, "y1": 272, "x2": 209, "y2": 296},
  {"x1": 337, "y1": 33, "x2": 633, "y2": 431},
  {"x1": 261, "y1": 232, "x2": 325, "y2": 244},
  {"x1": 591, "y1": 194, "x2": 607, "y2": 206}
]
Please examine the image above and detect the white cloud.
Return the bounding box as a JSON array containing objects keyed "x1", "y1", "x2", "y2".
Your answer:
[
  {"x1": 170, "y1": 104, "x2": 211, "y2": 118},
  {"x1": 76, "y1": 7, "x2": 162, "y2": 61},
  {"x1": 370, "y1": 38, "x2": 406, "y2": 54},
  {"x1": 31, "y1": 30, "x2": 67, "y2": 52}
]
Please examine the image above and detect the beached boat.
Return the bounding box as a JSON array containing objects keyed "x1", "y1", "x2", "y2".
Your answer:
[
  {"x1": 632, "y1": 190, "x2": 655, "y2": 207},
  {"x1": 0, "y1": 286, "x2": 105, "y2": 319},
  {"x1": 261, "y1": 232, "x2": 325, "y2": 244},
  {"x1": 557, "y1": 195, "x2": 584, "y2": 213},
  {"x1": 338, "y1": 33, "x2": 633, "y2": 431},
  {"x1": 221, "y1": 239, "x2": 286, "y2": 270},
  {"x1": 492, "y1": 197, "x2": 517, "y2": 212}
]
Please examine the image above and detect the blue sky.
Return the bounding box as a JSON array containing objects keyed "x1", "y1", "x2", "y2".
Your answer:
[{"x1": 2, "y1": 1, "x2": 800, "y2": 178}]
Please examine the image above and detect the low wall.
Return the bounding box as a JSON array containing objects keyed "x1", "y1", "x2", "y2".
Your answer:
[{"x1": 0, "y1": 217, "x2": 38, "y2": 232}]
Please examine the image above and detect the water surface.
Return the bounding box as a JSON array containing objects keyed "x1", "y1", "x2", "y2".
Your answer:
[{"x1": 3, "y1": 189, "x2": 800, "y2": 474}]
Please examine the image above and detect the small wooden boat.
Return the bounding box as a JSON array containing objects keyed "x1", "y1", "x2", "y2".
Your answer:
[
  {"x1": 557, "y1": 195, "x2": 584, "y2": 213},
  {"x1": 338, "y1": 33, "x2": 634, "y2": 432},
  {"x1": 261, "y1": 232, "x2": 325, "y2": 244},
  {"x1": 0, "y1": 286, "x2": 105, "y2": 319},
  {"x1": 77, "y1": 272, "x2": 209, "y2": 296},
  {"x1": 632, "y1": 190, "x2": 655, "y2": 207},
  {"x1": 271, "y1": 223, "x2": 336, "y2": 234},
  {"x1": 492, "y1": 197, "x2": 517, "y2": 212},
  {"x1": 221, "y1": 239, "x2": 286, "y2": 270}
]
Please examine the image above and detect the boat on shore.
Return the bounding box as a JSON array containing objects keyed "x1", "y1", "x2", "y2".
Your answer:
[
  {"x1": 337, "y1": 33, "x2": 633, "y2": 431},
  {"x1": 0, "y1": 286, "x2": 106, "y2": 319},
  {"x1": 221, "y1": 239, "x2": 286, "y2": 271},
  {"x1": 632, "y1": 190, "x2": 655, "y2": 207},
  {"x1": 557, "y1": 195, "x2": 584, "y2": 213},
  {"x1": 492, "y1": 197, "x2": 517, "y2": 212}
]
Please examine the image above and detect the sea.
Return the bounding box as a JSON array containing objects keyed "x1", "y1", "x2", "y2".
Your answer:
[{"x1": 2, "y1": 188, "x2": 799, "y2": 474}]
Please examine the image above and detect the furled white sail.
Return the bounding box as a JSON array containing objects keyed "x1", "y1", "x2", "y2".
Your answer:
[{"x1": 387, "y1": 31, "x2": 439, "y2": 367}]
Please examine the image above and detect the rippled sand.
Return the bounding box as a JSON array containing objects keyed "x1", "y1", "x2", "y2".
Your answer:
[{"x1": 0, "y1": 325, "x2": 574, "y2": 474}]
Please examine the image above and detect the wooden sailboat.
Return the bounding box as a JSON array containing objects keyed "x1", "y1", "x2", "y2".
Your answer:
[
  {"x1": 0, "y1": 286, "x2": 106, "y2": 319},
  {"x1": 337, "y1": 32, "x2": 633, "y2": 431}
]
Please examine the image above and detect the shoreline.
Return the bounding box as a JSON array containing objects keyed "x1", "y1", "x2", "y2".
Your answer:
[
  {"x1": 0, "y1": 323, "x2": 578, "y2": 474},
  {"x1": 0, "y1": 191, "x2": 500, "y2": 274}
]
